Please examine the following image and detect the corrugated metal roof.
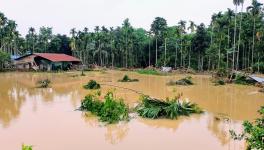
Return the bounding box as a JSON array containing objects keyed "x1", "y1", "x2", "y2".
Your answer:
[
  {"x1": 34, "y1": 53, "x2": 80, "y2": 62},
  {"x1": 249, "y1": 75, "x2": 264, "y2": 84}
]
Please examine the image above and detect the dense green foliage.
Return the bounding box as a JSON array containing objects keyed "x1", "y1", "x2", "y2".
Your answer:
[
  {"x1": 80, "y1": 92, "x2": 129, "y2": 124},
  {"x1": 118, "y1": 75, "x2": 139, "y2": 82},
  {"x1": 36, "y1": 79, "x2": 51, "y2": 88},
  {"x1": 22, "y1": 144, "x2": 32, "y2": 150},
  {"x1": 0, "y1": 50, "x2": 10, "y2": 71},
  {"x1": 83, "y1": 80, "x2": 101, "y2": 89},
  {"x1": 136, "y1": 95, "x2": 203, "y2": 119},
  {"x1": 233, "y1": 73, "x2": 254, "y2": 85},
  {"x1": 1, "y1": 0, "x2": 264, "y2": 72},
  {"x1": 230, "y1": 106, "x2": 264, "y2": 150}
]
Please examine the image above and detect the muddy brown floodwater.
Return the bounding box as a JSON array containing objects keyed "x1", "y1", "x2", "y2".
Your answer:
[{"x1": 0, "y1": 70, "x2": 263, "y2": 150}]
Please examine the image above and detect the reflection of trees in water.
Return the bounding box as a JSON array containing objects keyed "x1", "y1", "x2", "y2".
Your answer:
[
  {"x1": 81, "y1": 112, "x2": 129, "y2": 145},
  {"x1": 0, "y1": 81, "x2": 27, "y2": 128},
  {"x1": 0, "y1": 73, "x2": 83, "y2": 128},
  {"x1": 207, "y1": 114, "x2": 231, "y2": 146},
  {"x1": 138, "y1": 114, "x2": 202, "y2": 131},
  {"x1": 105, "y1": 123, "x2": 129, "y2": 145}
]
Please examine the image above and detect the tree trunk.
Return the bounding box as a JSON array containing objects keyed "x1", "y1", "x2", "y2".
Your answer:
[
  {"x1": 252, "y1": 17, "x2": 256, "y2": 68},
  {"x1": 164, "y1": 38, "x2": 167, "y2": 67},
  {"x1": 188, "y1": 45, "x2": 191, "y2": 69},
  {"x1": 232, "y1": 5, "x2": 238, "y2": 70},
  {"x1": 218, "y1": 34, "x2": 222, "y2": 70},
  {"x1": 149, "y1": 38, "x2": 151, "y2": 67},
  {"x1": 237, "y1": 4, "x2": 244, "y2": 70},
  {"x1": 155, "y1": 37, "x2": 158, "y2": 67},
  {"x1": 227, "y1": 27, "x2": 230, "y2": 69},
  {"x1": 175, "y1": 42, "x2": 178, "y2": 69}
]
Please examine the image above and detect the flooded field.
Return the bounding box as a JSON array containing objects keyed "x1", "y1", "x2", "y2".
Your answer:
[{"x1": 0, "y1": 70, "x2": 263, "y2": 150}]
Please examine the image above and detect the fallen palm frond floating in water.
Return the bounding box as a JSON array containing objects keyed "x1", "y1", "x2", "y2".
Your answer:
[
  {"x1": 83, "y1": 80, "x2": 101, "y2": 89},
  {"x1": 80, "y1": 91, "x2": 129, "y2": 124},
  {"x1": 118, "y1": 75, "x2": 139, "y2": 82},
  {"x1": 136, "y1": 95, "x2": 203, "y2": 119},
  {"x1": 36, "y1": 79, "x2": 51, "y2": 88},
  {"x1": 167, "y1": 76, "x2": 193, "y2": 86}
]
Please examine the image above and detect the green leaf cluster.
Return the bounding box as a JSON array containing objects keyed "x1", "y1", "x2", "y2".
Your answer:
[
  {"x1": 118, "y1": 75, "x2": 139, "y2": 82},
  {"x1": 36, "y1": 79, "x2": 51, "y2": 88},
  {"x1": 80, "y1": 92, "x2": 129, "y2": 124},
  {"x1": 83, "y1": 80, "x2": 101, "y2": 89}
]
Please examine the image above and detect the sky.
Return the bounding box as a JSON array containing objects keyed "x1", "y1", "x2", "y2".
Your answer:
[{"x1": 0, "y1": 0, "x2": 252, "y2": 36}]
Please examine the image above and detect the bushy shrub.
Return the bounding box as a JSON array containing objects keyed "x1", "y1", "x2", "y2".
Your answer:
[
  {"x1": 168, "y1": 76, "x2": 193, "y2": 86},
  {"x1": 80, "y1": 92, "x2": 129, "y2": 124},
  {"x1": 136, "y1": 95, "x2": 202, "y2": 119},
  {"x1": 36, "y1": 79, "x2": 51, "y2": 88},
  {"x1": 118, "y1": 75, "x2": 139, "y2": 82},
  {"x1": 83, "y1": 80, "x2": 101, "y2": 89},
  {"x1": 234, "y1": 74, "x2": 254, "y2": 85}
]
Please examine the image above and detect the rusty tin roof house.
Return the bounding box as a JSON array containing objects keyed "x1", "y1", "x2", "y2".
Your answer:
[{"x1": 14, "y1": 53, "x2": 81, "y2": 71}]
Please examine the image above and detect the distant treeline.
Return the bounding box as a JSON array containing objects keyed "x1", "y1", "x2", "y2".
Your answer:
[{"x1": 0, "y1": 0, "x2": 264, "y2": 72}]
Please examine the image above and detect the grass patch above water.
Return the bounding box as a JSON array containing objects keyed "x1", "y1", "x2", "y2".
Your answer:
[
  {"x1": 118, "y1": 75, "x2": 139, "y2": 82},
  {"x1": 36, "y1": 79, "x2": 51, "y2": 88},
  {"x1": 83, "y1": 80, "x2": 101, "y2": 89},
  {"x1": 167, "y1": 76, "x2": 193, "y2": 86},
  {"x1": 80, "y1": 91, "x2": 129, "y2": 124},
  {"x1": 136, "y1": 95, "x2": 203, "y2": 119}
]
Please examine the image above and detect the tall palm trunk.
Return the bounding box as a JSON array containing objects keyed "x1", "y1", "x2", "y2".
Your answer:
[
  {"x1": 237, "y1": 3, "x2": 244, "y2": 70},
  {"x1": 218, "y1": 34, "x2": 222, "y2": 70},
  {"x1": 252, "y1": 17, "x2": 256, "y2": 67},
  {"x1": 188, "y1": 45, "x2": 191, "y2": 69},
  {"x1": 232, "y1": 5, "x2": 238, "y2": 70},
  {"x1": 149, "y1": 39, "x2": 151, "y2": 67},
  {"x1": 175, "y1": 42, "x2": 178, "y2": 68},
  {"x1": 227, "y1": 27, "x2": 230, "y2": 69},
  {"x1": 155, "y1": 37, "x2": 158, "y2": 67},
  {"x1": 164, "y1": 38, "x2": 167, "y2": 66}
]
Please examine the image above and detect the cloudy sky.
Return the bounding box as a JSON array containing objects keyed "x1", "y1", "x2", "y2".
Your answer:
[{"x1": 0, "y1": 0, "x2": 252, "y2": 36}]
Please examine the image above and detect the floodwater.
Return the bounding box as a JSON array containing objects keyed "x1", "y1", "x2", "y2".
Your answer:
[{"x1": 0, "y1": 70, "x2": 263, "y2": 150}]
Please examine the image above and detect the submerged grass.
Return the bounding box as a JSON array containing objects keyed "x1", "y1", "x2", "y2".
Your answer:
[
  {"x1": 136, "y1": 69, "x2": 162, "y2": 75},
  {"x1": 83, "y1": 80, "x2": 101, "y2": 89},
  {"x1": 80, "y1": 91, "x2": 129, "y2": 124},
  {"x1": 136, "y1": 95, "x2": 203, "y2": 119},
  {"x1": 118, "y1": 75, "x2": 139, "y2": 82},
  {"x1": 36, "y1": 79, "x2": 51, "y2": 88}
]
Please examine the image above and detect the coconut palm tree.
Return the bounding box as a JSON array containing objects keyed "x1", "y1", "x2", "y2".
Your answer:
[
  {"x1": 232, "y1": 0, "x2": 240, "y2": 70},
  {"x1": 247, "y1": 0, "x2": 263, "y2": 67},
  {"x1": 178, "y1": 20, "x2": 186, "y2": 67},
  {"x1": 236, "y1": 0, "x2": 245, "y2": 70}
]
